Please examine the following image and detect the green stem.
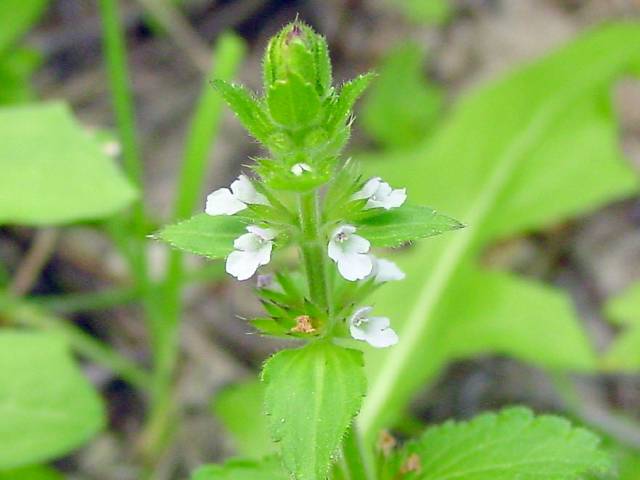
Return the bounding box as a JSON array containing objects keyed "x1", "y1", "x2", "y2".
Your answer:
[
  {"x1": 298, "y1": 191, "x2": 330, "y2": 313},
  {"x1": 33, "y1": 287, "x2": 138, "y2": 313},
  {"x1": 0, "y1": 295, "x2": 151, "y2": 390},
  {"x1": 342, "y1": 427, "x2": 374, "y2": 480},
  {"x1": 143, "y1": 33, "x2": 246, "y2": 463}
]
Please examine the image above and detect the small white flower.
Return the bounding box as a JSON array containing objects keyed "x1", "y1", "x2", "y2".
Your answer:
[
  {"x1": 352, "y1": 177, "x2": 406, "y2": 210},
  {"x1": 226, "y1": 225, "x2": 275, "y2": 281},
  {"x1": 370, "y1": 257, "x2": 405, "y2": 284},
  {"x1": 349, "y1": 306, "x2": 398, "y2": 348},
  {"x1": 291, "y1": 163, "x2": 313, "y2": 176},
  {"x1": 205, "y1": 175, "x2": 269, "y2": 216},
  {"x1": 328, "y1": 225, "x2": 373, "y2": 281}
]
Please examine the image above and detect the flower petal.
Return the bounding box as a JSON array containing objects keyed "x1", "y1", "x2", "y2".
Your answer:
[
  {"x1": 255, "y1": 242, "x2": 273, "y2": 266},
  {"x1": 352, "y1": 177, "x2": 381, "y2": 201},
  {"x1": 233, "y1": 232, "x2": 262, "y2": 251},
  {"x1": 205, "y1": 188, "x2": 247, "y2": 215},
  {"x1": 337, "y1": 252, "x2": 373, "y2": 281},
  {"x1": 374, "y1": 258, "x2": 405, "y2": 283},
  {"x1": 366, "y1": 327, "x2": 398, "y2": 348},
  {"x1": 247, "y1": 225, "x2": 276, "y2": 241},
  {"x1": 231, "y1": 175, "x2": 269, "y2": 205},
  {"x1": 350, "y1": 324, "x2": 369, "y2": 342},
  {"x1": 343, "y1": 233, "x2": 370, "y2": 255},
  {"x1": 226, "y1": 250, "x2": 262, "y2": 280}
]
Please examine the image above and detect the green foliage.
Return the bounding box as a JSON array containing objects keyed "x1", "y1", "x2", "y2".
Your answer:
[
  {"x1": 155, "y1": 213, "x2": 249, "y2": 259},
  {"x1": 356, "y1": 205, "x2": 464, "y2": 247},
  {"x1": 361, "y1": 42, "x2": 442, "y2": 149},
  {"x1": 388, "y1": 0, "x2": 453, "y2": 25},
  {"x1": 212, "y1": 379, "x2": 275, "y2": 458},
  {"x1": 0, "y1": 0, "x2": 48, "y2": 55},
  {"x1": 383, "y1": 407, "x2": 611, "y2": 480},
  {"x1": 262, "y1": 342, "x2": 367, "y2": 480},
  {"x1": 358, "y1": 23, "x2": 640, "y2": 437},
  {"x1": 0, "y1": 102, "x2": 138, "y2": 225},
  {"x1": 267, "y1": 74, "x2": 321, "y2": 129},
  {"x1": 192, "y1": 457, "x2": 286, "y2": 480},
  {"x1": 0, "y1": 465, "x2": 63, "y2": 480},
  {"x1": 0, "y1": 48, "x2": 41, "y2": 104},
  {"x1": 0, "y1": 330, "x2": 104, "y2": 469},
  {"x1": 603, "y1": 281, "x2": 640, "y2": 370}
]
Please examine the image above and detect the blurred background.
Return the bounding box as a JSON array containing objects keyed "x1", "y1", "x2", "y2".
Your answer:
[{"x1": 1, "y1": 0, "x2": 640, "y2": 478}]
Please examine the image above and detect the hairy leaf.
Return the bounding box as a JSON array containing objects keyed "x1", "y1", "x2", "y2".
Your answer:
[
  {"x1": 603, "y1": 281, "x2": 640, "y2": 370},
  {"x1": 262, "y1": 342, "x2": 366, "y2": 480},
  {"x1": 212, "y1": 379, "x2": 275, "y2": 458},
  {"x1": 358, "y1": 24, "x2": 640, "y2": 437},
  {"x1": 192, "y1": 457, "x2": 286, "y2": 480},
  {"x1": 155, "y1": 213, "x2": 248, "y2": 259},
  {"x1": 357, "y1": 205, "x2": 464, "y2": 247},
  {"x1": 0, "y1": 102, "x2": 137, "y2": 225},
  {"x1": 267, "y1": 75, "x2": 321, "y2": 129},
  {"x1": 327, "y1": 73, "x2": 374, "y2": 132},
  {"x1": 388, "y1": 407, "x2": 610, "y2": 480},
  {"x1": 0, "y1": 330, "x2": 105, "y2": 469}
]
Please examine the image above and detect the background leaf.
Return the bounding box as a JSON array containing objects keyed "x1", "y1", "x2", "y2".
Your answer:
[
  {"x1": 0, "y1": 0, "x2": 48, "y2": 55},
  {"x1": 357, "y1": 23, "x2": 640, "y2": 438},
  {"x1": 212, "y1": 379, "x2": 275, "y2": 458},
  {"x1": 603, "y1": 281, "x2": 640, "y2": 370},
  {"x1": 155, "y1": 213, "x2": 248, "y2": 259},
  {"x1": 192, "y1": 457, "x2": 286, "y2": 480},
  {"x1": 0, "y1": 465, "x2": 63, "y2": 480},
  {"x1": 0, "y1": 330, "x2": 105, "y2": 469},
  {"x1": 262, "y1": 342, "x2": 366, "y2": 480},
  {"x1": 0, "y1": 102, "x2": 137, "y2": 225},
  {"x1": 388, "y1": 407, "x2": 610, "y2": 480}
]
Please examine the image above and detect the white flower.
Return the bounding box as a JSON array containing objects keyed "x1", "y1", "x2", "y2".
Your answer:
[
  {"x1": 349, "y1": 306, "x2": 398, "y2": 348},
  {"x1": 291, "y1": 163, "x2": 313, "y2": 176},
  {"x1": 328, "y1": 225, "x2": 373, "y2": 281},
  {"x1": 352, "y1": 177, "x2": 406, "y2": 210},
  {"x1": 370, "y1": 257, "x2": 405, "y2": 283},
  {"x1": 205, "y1": 175, "x2": 269, "y2": 216},
  {"x1": 226, "y1": 226, "x2": 275, "y2": 280}
]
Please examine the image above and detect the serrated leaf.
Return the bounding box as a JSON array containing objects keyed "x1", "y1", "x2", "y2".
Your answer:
[
  {"x1": 262, "y1": 342, "x2": 366, "y2": 480},
  {"x1": 0, "y1": 102, "x2": 137, "y2": 225},
  {"x1": 389, "y1": 407, "x2": 610, "y2": 480},
  {"x1": 327, "y1": 73, "x2": 374, "y2": 132},
  {"x1": 212, "y1": 80, "x2": 274, "y2": 144},
  {"x1": 155, "y1": 213, "x2": 248, "y2": 259},
  {"x1": 358, "y1": 23, "x2": 640, "y2": 438},
  {"x1": 267, "y1": 75, "x2": 321, "y2": 129},
  {"x1": 603, "y1": 281, "x2": 640, "y2": 370},
  {"x1": 356, "y1": 205, "x2": 464, "y2": 247},
  {"x1": 212, "y1": 379, "x2": 275, "y2": 458},
  {"x1": 0, "y1": 330, "x2": 105, "y2": 469},
  {"x1": 192, "y1": 457, "x2": 286, "y2": 480}
]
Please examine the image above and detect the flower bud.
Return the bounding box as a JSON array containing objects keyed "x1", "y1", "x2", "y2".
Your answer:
[{"x1": 263, "y1": 21, "x2": 332, "y2": 98}]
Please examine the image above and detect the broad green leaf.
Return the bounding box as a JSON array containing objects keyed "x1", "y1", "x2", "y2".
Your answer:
[
  {"x1": 262, "y1": 342, "x2": 366, "y2": 480},
  {"x1": 212, "y1": 80, "x2": 273, "y2": 144},
  {"x1": 388, "y1": 407, "x2": 610, "y2": 480},
  {"x1": 212, "y1": 379, "x2": 275, "y2": 458},
  {"x1": 357, "y1": 205, "x2": 464, "y2": 247},
  {"x1": 192, "y1": 457, "x2": 286, "y2": 480},
  {"x1": 0, "y1": 48, "x2": 41, "y2": 105},
  {"x1": 361, "y1": 42, "x2": 442, "y2": 149},
  {"x1": 0, "y1": 102, "x2": 137, "y2": 225},
  {"x1": 357, "y1": 23, "x2": 640, "y2": 438},
  {"x1": 267, "y1": 75, "x2": 321, "y2": 129},
  {"x1": 0, "y1": 465, "x2": 64, "y2": 480},
  {"x1": 0, "y1": 0, "x2": 48, "y2": 54},
  {"x1": 0, "y1": 330, "x2": 105, "y2": 469},
  {"x1": 603, "y1": 281, "x2": 640, "y2": 370},
  {"x1": 155, "y1": 213, "x2": 248, "y2": 259}
]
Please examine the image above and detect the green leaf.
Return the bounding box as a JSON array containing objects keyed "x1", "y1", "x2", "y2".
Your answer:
[
  {"x1": 212, "y1": 379, "x2": 275, "y2": 458},
  {"x1": 327, "y1": 73, "x2": 374, "y2": 132},
  {"x1": 267, "y1": 75, "x2": 321, "y2": 129},
  {"x1": 192, "y1": 457, "x2": 286, "y2": 480},
  {"x1": 0, "y1": 465, "x2": 64, "y2": 480},
  {"x1": 603, "y1": 281, "x2": 640, "y2": 370},
  {"x1": 212, "y1": 80, "x2": 273, "y2": 144},
  {"x1": 0, "y1": 330, "x2": 105, "y2": 469},
  {"x1": 361, "y1": 42, "x2": 442, "y2": 149},
  {"x1": 0, "y1": 48, "x2": 41, "y2": 105},
  {"x1": 262, "y1": 342, "x2": 366, "y2": 480},
  {"x1": 0, "y1": 102, "x2": 137, "y2": 225},
  {"x1": 0, "y1": 0, "x2": 48, "y2": 54},
  {"x1": 388, "y1": 407, "x2": 610, "y2": 480},
  {"x1": 356, "y1": 205, "x2": 464, "y2": 247},
  {"x1": 387, "y1": 0, "x2": 453, "y2": 25},
  {"x1": 357, "y1": 23, "x2": 640, "y2": 438},
  {"x1": 155, "y1": 213, "x2": 248, "y2": 259}
]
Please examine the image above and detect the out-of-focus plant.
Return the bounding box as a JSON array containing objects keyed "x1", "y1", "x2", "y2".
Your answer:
[
  {"x1": 386, "y1": 0, "x2": 453, "y2": 25},
  {"x1": 360, "y1": 42, "x2": 442, "y2": 150},
  {"x1": 159, "y1": 21, "x2": 615, "y2": 480},
  {"x1": 603, "y1": 281, "x2": 640, "y2": 370}
]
